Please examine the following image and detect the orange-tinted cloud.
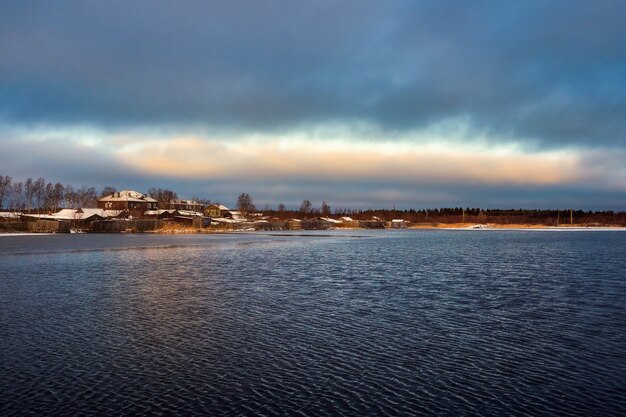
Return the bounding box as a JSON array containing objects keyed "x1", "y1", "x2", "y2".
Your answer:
[{"x1": 115, "y1": 136, "x2": 585, "y2": 186}]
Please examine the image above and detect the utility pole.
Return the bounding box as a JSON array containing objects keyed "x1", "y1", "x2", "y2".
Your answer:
[{"x1": 570, "y1": 208, "x2": 573, "y2": 225}]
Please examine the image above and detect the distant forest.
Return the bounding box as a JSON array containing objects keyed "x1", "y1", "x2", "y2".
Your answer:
[{"x1": 1, "y1": 174, "x2": 624, "y2": 225}]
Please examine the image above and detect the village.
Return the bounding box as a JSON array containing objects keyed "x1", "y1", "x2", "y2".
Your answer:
[
  {"x1": 1, "y1": 177, "x2": 624, "y2": 233},
  {"x1": 0, "y1": 189, "x2": 410, "y2": 233}
]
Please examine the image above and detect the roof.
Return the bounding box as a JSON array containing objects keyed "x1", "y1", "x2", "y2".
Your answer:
[
  {"x1": 0, "y1": 211, "x2": 22, "y2": 219},
  {"x1": 172, "y1": 199, "x2": 203, "y2": 205},
  {"x1": 99, "y1": 190, "x2": 158, "y2": 203},
  {"x1": 206, "y1": 204, "x2": 229, "y2": 211},
  {"x1": 24, "y1": 208, "x2": 125, "y2": 221},
  {"x1": 177, "y1": 210, "x2": 204, "y2": 217},
  {"x1": 210, "y1": 217, "x2": 240, "y2": 223},
  {"x1": 321, "y1": 217, "x2": 343, "y2": 224},
  {"x1": 144, "y1": 209, "x2": 177, "y2": 216}
]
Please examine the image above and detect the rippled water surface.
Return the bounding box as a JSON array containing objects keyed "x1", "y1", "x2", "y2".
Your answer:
[{"x1": 1, "y1": 230, "x2": 626, "y2": 416}]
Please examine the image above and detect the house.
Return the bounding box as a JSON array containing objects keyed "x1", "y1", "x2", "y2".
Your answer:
[
  {"x1": 160, "y1": 199, "x2": 204, "y2": 212},
  {"x1": 98, "y1": 190, "x2": 158, "y2": 218},
  {"x1": 224, "y1": 210, "x2": 247, "y2": 221},
  {"x1": 23, "y1": 208, "x2": 128, "y2": 232},
  {"x1": 286, "y1": 219, "x2": 302, "y2": 230},
  {"x1": 388, "y1": 219, "x2": 408, "y2": 229},
  {"x1": 23, "y1": 208, "x2": 126, "y2": 222},
  {"x1": 143, "y1": 209, "x2": 179, "y2": 220},
  {"x1": 303, "y1": 217, "x2": 336, "y2": 230},
  {"x1": 338, "y1": 216, "x2": 359, "y2": 228},
  {"x1": 204, "y1": 204, "x2": 230, "y2": 218},
  {"x1": 360, "y1": 217, "x2": 386, "y2": 229}
]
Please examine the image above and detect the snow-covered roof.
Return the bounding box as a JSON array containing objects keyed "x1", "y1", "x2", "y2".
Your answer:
[
  {"x1": 207, "y1": 204, "x2": 229, "y2": 211},
  {"x1": 320, "y1": 217, "x2": 343, "y2": 224},
  {"x1": 99, "y1": 190, "x2": 158, "y2": 203},
  {"x1": 339, "y1": 216, "x2": 354, "y2": 222},
  {"x1": 25, "y1": 208, "x2": 124, "y2": 221},
  {"x1": 210, "y1": 217, "x2": 241, "y2": 224},
  {"x1": 0, "y1": 211, "x2": 22, "y2": 219},
  {"x1": 144, "y1": 209, "x2": 177, "y2": 216},
  {"x1": 177, "y1": 210, "x2": 204, "y2": 217}
]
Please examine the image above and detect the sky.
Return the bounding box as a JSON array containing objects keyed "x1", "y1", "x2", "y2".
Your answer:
[{"x1": 1, "y1": 0, "x2": 625, "y2": 210}]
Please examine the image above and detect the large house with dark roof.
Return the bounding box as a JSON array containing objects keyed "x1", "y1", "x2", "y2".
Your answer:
[{"x1": 97, "y1": 190, "x2": 158, "y2": 217}]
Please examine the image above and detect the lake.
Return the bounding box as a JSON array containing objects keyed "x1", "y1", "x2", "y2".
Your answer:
[{"x1": 1, "y1": 230, "x2": 625, "y2": 416}]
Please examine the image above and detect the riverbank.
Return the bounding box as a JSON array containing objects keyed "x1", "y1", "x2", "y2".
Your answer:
[
  {"x1": 409, "y1": 223, "x2": 626, "y2": 230},
  {"x1": 2, "y1": 224, "x2": 625, "y2": 236}
]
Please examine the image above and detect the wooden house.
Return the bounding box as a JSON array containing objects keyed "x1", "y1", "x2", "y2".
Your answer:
[
  {"x1": 204, "y1": 204, "x2": 230, "y2": 218},
  {"x1": 98, "y1": 190, "x2": 158, "y2": 218},
  {"x1": 286, "y1": 219, "x2": 302, "y2": 230},
  {"x1": 161, "y1": 199, "x2": 204, "y2": 212},
  {"x1": 303, "y1": 217, "x2": 334, "y2": 230}
]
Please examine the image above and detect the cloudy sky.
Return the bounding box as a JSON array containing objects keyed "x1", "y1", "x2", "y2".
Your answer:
[{"x1": 1, "y1": 0, "x2": 625, "y2": 209}]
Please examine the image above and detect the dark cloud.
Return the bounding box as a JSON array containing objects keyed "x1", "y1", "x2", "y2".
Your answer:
[
  {"x1": 0, "y1": 132, "x2": 142, "y2": 189},
  {"x1": 1, "y1": 0, "x2": 625, "y2": 148}
]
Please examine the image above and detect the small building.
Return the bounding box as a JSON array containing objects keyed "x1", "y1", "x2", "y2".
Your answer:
[
  {"x1": 360, "y1": 218, "x2": 386, "y2": 229},
  {"x1": 286, "y1": 219, "x2": 302, "y2": 230},
  {"x1": 204, "y1": 204, "x2": 230, "y2": 218},
  {"x1": 23, "y1": 208, "x2": 127, "y2": 232},
  {"x1": 224, "y1": 210, "x2": 247, "y2": 221},
  {"x1": 338, "y1": 216, "x2": 360, "y2": 228},
  {"x1": 143, "y1": 209, "x2": 179, "y2": 220},
  {"x1": 388, "y1": 219, "x2": 408, "y2": 229},
  {"x1": 23, "y1": 208, "x2": 125, "y2": 223},
  {"x1": 303, "y1": 217, "x2": 337, "y2": 230}
]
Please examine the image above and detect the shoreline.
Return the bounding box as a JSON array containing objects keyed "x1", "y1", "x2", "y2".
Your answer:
[{"x1": 2, "y1": 224, "x2": 626, "y2": 236}]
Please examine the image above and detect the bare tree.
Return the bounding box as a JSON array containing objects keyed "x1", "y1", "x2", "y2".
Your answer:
[
  {"x1": 236, "y1": 193, "x2": 255, "y2": 215},
  {"x1": 100, "y1": 186, "x2": 116, "y2": 198},
  {"x1": 24, "y1": 177, "x2": 34, "y2": 212},
  {"x1": 10, "y1": 181, "x2": 23, "y2": 211},
  {"x1": 0, "y1": 175, "x2": 12, "y2": 210},
  {"x1": 44, "y1": 182, "x2": 66, "y2": 212},
  {"x1": 51, "y1": 182, "x2": 65, "y2": 211},
  {"x1": 148, "y1": 188, "x2": 178, "y2": 204},
  {"x1": 44, "y1": 182, "x2": 55, "y2": 212},
  {"x1": 191, "y1": 196, "x2": 211, "y2": 206},
  {"x1": 300, "y1": 199, "x2": 312, "y2": 219},
  {"x1": 277, "y1": 203, "x2": 286, "y2": 218},
  {"x1": 64, "y1": 184, "x2": 76, "y2": 208},
  {"x1": 77, "y1": 186, "x2": 97, "y2": 208},
  {"x1": 321, "y1": 201, "x2": 331, "y2": 217},
  {"x1": 33, "y1": 177, "x2": 46, "y2": 213}
]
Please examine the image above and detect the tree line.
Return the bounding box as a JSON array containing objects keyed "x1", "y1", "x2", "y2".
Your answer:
[
  {"x1": 0, "y1": 175, "x2": 101, "y2": 213},
  {"x1": 256, "y1": 198, "x2": 626, "y2": 226},
  {"x1": 0, "y1": 175, "x2": 210, "y2": 213},
  {"x1": 2, "y1": 176, "x2": 624, "y2": 225}
]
